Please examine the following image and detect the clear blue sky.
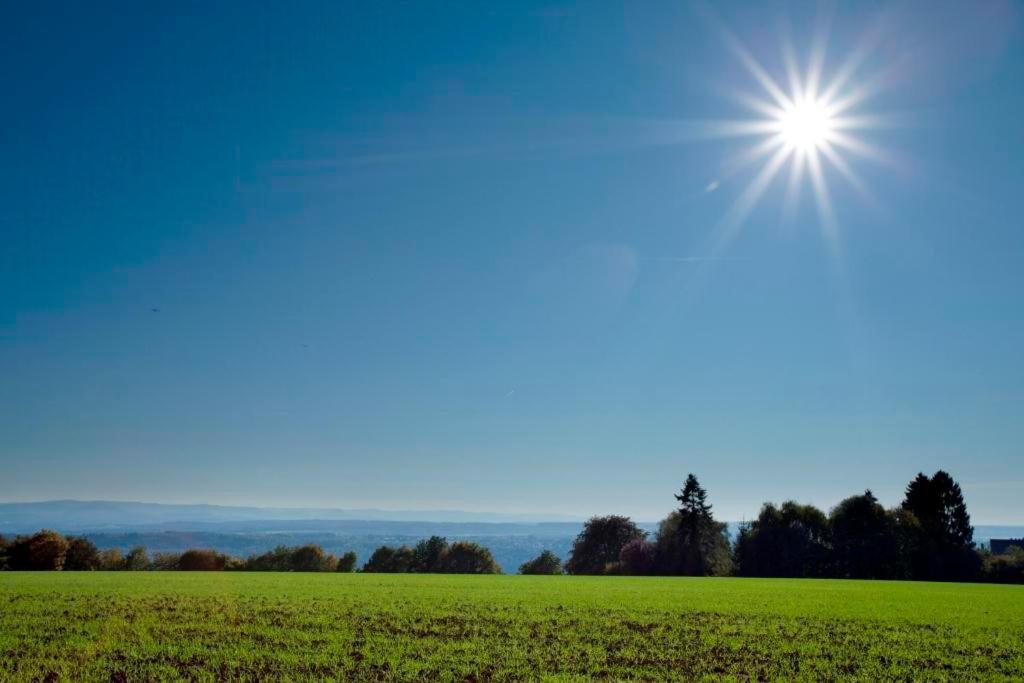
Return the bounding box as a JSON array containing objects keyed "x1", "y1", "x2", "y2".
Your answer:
[{"x1": 2, "y1": 1, "x2": 1022, "y2": 523}]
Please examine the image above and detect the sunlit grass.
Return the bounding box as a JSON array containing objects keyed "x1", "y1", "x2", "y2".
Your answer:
[{"x1": 2, "y1": 573, "x2": 1023, "y2": 680}]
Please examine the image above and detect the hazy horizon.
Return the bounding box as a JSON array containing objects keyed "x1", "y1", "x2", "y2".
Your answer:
[
  {"x1": 3, "y1": 2, "x2": 1023, "y2": 524},
  {"x1": 2, "y1": 495, "x2": 1023, "y2": 527}
]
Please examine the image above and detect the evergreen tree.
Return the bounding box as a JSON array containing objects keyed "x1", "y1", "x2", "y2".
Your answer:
[
  {"x1": 903, "y1": 471, "x2": 974, "y2": 548},
  {"x1": 902, "y1": 470, "x2": 979, "y2": 580},
  {"x1": 662, "y1": 474, "x2": 732, "y2": 575},
  {"x1": 676, "y1": 474, "x2": 712, "y2": 522}
]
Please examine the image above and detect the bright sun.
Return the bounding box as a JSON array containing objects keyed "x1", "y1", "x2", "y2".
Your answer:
[
  {"x1": 778, "y1": 98, "x2": 834, "y2": 151},
  {"x1": 694, "y1": 18, "x2": 895, "y2": 251}
]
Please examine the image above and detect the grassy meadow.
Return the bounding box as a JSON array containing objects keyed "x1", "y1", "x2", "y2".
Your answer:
[{"x1": 2, "y1": 572, "x2": 1023, "y2": 681}]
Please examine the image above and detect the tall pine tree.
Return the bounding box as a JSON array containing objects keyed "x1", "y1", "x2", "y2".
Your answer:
[
  {"x1": 662, "y1": 474, "x2": 731, "y2": 575},
  {"x1": 901, "y1": 470, "x2": 979, "y2": 580},
  {"x1": 676, "y1": 474, "x2": 713, "y2": 536}
]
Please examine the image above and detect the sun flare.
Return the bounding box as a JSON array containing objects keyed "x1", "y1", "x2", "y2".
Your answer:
[
  {"x1": 778, "y1": 99, "x2": 834, "y2": 152},
  {"x1": 694, "y1": 17, "x2": 898, "y2": 255}
]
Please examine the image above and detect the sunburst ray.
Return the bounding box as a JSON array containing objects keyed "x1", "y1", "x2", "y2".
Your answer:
[{"x1": 687, "y1": 10, "x2": 899, "y2": 251}]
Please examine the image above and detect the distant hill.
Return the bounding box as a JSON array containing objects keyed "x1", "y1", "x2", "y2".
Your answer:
[{"x1": 0, "y1": 500, "x2": 582, "y2": 533}]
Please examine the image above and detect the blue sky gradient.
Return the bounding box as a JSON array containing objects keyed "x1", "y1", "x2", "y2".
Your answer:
[{"x1": 3, "y1": 1, "x2": 1023, "y2": 522}]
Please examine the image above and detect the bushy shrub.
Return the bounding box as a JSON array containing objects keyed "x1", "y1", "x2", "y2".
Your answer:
[
  {"x1": 337, "y1": 551, "x2": 358, "y2": 572},
  {"x1": 241, "y1": 545, "x2": 292, "y2": 571},
  {"x1": 98, "y1": 547, "x2": 124, "y2": 570},
  {"x1": 150, "y1": 552, "x2": 183, "y2": 571},
  {"x1": 123, "y1": 546, "x2": 150, "y2": 571},
  {"x1": 983, "y1": 546, "x2": 1024, "y2": 584},
  {"x1": 519, "y1": 550, "x2": 563, "y2": 575},
  {"x1": 178, "y1": 549, "x2": 229, "y2": 571}
]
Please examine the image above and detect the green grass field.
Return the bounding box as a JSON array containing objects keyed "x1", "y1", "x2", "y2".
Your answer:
[{"x1": 2, "y1": 573, "x2": 1023, "y2": 681}]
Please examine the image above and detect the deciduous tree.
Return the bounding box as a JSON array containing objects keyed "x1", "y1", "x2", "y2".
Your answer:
[
  {"x1": 734, "y1": 501, "x2": 831, "y2": 577},
  {"x1": 619, "y1": 539, "x2": 657, "y2": 575},
  {"x1": 289, "y1": 544, "x2": 328, "y2": 572},
  {"x1": 830, "y1": 491, "x2": 903, "y2": 579},
  {"x1": 413, "y1": 536, "x2": 448, "y2": 573},
  {"x1": 440, "y1": 541, "x2": 501, "y2": 574},
  {"x1": 64, "y1": 536, "x2": 101, "y2": 571},
  {"x1": 362, "y1": 545, "x2": 415, "y2": 573},
  {"x1": 98, "y1": 547, "x2": 123, "y2": 570},
  {"x1": 123, "y1": 546, "x2": 150, "y2": 571},
  {"x1": 6, "y1": 530, "x2": 69, "y2": 570},
  {"x1": 565, "y1": 516, "x2": 646, "y2": 575},
  {"x1": 178, "y1": 549, "x2": 228, "y2": 571}
]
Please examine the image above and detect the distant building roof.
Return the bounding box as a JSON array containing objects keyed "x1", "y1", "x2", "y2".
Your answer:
[{"x1": 990, "y1": 538, "x2": 1024, "y2": 555}]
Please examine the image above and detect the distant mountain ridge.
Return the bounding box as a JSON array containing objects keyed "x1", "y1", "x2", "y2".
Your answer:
[{"x1": 0, "y1": 499, "x2": 583, "y2": 533}]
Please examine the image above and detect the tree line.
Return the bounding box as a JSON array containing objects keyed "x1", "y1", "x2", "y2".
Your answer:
[
  {"x1": 0, "y1": 536, "x2": 361, "y2": 573},
  {"x1": 361, "y1": 536, "x2": 501, "y2": 573},
  {"x1": 0, "y1": 531, "x2": 504, "y2": 574},
  {"x1": 517, "y1": 470, "x2": 1023, "y2": 583},
  {"x1": 1, "y1": 470, "x2": 1021, "y2": 582}
]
